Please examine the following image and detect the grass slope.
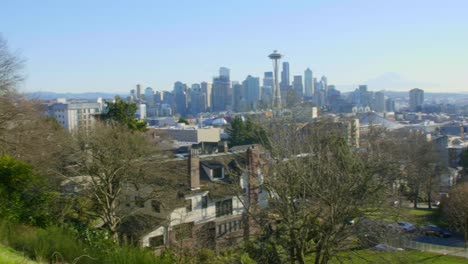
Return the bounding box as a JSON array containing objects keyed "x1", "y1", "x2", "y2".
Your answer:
[
  {"x1": 305, "y1": 249, "x2": 467, "y2": 264},
  {"x1": 0, "y1": 243, "x2": 38, "y2": 264}
]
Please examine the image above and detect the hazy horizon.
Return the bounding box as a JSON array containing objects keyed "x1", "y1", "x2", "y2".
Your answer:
[{"x1": 3, "y1": 0, "x2": 467, "y2": 94}]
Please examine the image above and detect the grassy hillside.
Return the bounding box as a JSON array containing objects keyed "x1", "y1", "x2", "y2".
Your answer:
[{"x1": 0, "y1": 243, "x2": 38, "y2": 264}]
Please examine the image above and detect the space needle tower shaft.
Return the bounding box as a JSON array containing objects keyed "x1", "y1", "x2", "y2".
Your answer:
[{"x1": 268, "y1": 50, "x2": 283, "y2": 111}]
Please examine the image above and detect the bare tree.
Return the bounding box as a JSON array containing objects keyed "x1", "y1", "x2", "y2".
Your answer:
[
  {"x1": 0, "y1": 35, "x2": 23, "y2": 94},
  {"x1": 255, "y1": 119, "x2": 396, "y2": 264},
  {"x1": 386, "y1": 129, "x2": 443, "y2": 209},
  {"x1": 0, "y1": 36, "x2": 73, "y2": 178},
  {"x1": 74, "y1": 123, "x2": 159, "y2": 242},
  {"x1": 443, "y1": 183, "x2": 468, "y2": 250}
]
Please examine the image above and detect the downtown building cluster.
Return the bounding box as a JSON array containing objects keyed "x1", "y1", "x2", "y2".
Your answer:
[
  {"x1": 126, "y1": 62, "x2": 428, "y2": 120},
  {"x1": 127, "y1": 63, "x2": 342, "y2": 118}
]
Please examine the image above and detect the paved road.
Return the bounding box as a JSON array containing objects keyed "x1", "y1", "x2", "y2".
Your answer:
[{"x1": 414, "y1": 234, "x2": 465, "y2": 247}]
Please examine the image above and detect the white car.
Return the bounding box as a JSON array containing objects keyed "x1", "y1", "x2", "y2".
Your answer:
[{"x1": 396, "y1": 222, "x2": 416, "y2": 233}]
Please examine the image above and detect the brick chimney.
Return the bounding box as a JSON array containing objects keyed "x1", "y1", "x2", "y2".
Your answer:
[
  {"x1": 188, "y1": 148, "x2": 200, "y2": 190},
  {"x1": 247, "y1": 145, "x2": 260, "y2": 206},
  {"x1": 244, "y1": 145, "x2": 261, "y2": 240},
  {"x1": 218, "y1": 141, "x2": 228, "y2": 153}
]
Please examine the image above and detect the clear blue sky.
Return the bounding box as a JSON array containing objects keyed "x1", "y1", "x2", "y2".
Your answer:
[{"x1": 2, "y1": 0, "x2": 467, "y2": 93}]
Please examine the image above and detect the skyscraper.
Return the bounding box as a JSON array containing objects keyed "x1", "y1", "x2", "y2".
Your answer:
[
  {"x1": 263, "y1": 72, "x2": 273, "y2": 87},
  {"x1": 292, "y1": 75, "x2": 303, "y2": 101},
  {"x1": 386, "y1": 98, "x2": 395, "y2": 112},
  {"x1": 174, "y1": 81, "x2": 187, "y2": 117},
  {"x1": 304, "y1": 68, "x2": 313, "y2": 97},
  {"x1": 262, "y1": 72, "x2": 273, "y2": 106},
  {"x1": 409, "y1": 88, "x2": 424, "y2": 112},
  {"x1": 373, "y1": 91, "x2": 386, "y2": 112},
  {"x1": 219, "y1": 67, "x2": 230, "y2": 78},
  {"x1": 189, "y1": 83, "x2": 206, "y2": 116},
  {"x1": 136, "y1": 84, "x2": 142, "y2": 102},
  {"x1": 243, "y1": 75, "x2": 261, "y2": 110},
  {"x1": 144, "y1": 87, "x2": 154, "y2": 106},
  {"x1": 201, "y1": 82, "x2": 212, "y2": 109},
  {"x1": 212, "y1": 67, "x2": 231, "y2": 112},
  {"x1": 233, "y1": 82, "x2": 245, "y2": 112},
  {"x1": 280, "y1": 62, "x2": 290, "y2": 90}
]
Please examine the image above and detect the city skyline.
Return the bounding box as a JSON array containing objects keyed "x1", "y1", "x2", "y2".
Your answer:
[{"x1": 3, "y1": 0, "x2": 467, "y2": 93}]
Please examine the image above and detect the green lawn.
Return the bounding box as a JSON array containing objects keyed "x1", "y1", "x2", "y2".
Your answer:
[
  {"x1": 0, "y1": 244, "x2": 38, "y2": 264},
  {"x1": 404, "y1": 208, "x2": 446, "y2": 226},
  {"x1": 305, "y1": 249, "x2": 468, "y2": 264}
]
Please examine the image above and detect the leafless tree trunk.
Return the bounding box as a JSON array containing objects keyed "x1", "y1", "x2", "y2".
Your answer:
[
  {"x1": 255, "y1": 118, "x2": 398, "y2": 264},
  {"x1": 74, "y1": 123, "x2": 159, "y2": 243},
  {"x1": 443, "y1": 183, "x2": 468, "y2": 250}
]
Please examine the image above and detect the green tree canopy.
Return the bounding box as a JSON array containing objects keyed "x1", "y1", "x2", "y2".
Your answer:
[
  {"x1": 226, "y1": 116, "x2": 267, "y2": 147},
  {"x1": 0, "y1": 154, "x2": 56, "y2": 226},
  {"x1": 99, "y1": 97, "x2": 147, "y2": 131},
  {"x1": 178, "y1": 117, "x2": 189, "y2": 125}
]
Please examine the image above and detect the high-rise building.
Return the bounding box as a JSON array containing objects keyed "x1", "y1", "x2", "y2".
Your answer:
[
  {"x1": 233, "y1": 83, "x2": 245, "y2": 112},
  {"x1": 320, "y1": 76, "x2": 328, "y2": 93},
  {"x1": 385, "y1": 98, "x2": 395, "y2": 112},
  {"x1": 243, "y1": 75, "x2": 260, "y2": 110},
  {"x1": 358, "y1": 85, "x2": 371, "y2": 107},
  {"x1": 292, "y1": 75, "x2": 303, "y2": 101},
  {"x1": 262, "y1": 72, "x2": 273, "y2": 106},
  {"x1": 219, "y1": 67, "x2": 230, "y2": 79},
  {"x1": 201, "y1": 82, "x2": 212, "y2": 109},
  {"x1": 212, "y1": 67, "x2": 231, "y2": 112},
  {"x1": 304, "y1": 68, "x2": 313, "y2": 97},
  {"x1": 280, "y1": 62, "x2": 290, "y2": 90},
  {"x1": 409, "y1": 88, "x2": 424, "y2": 112},
  {"x1": 144, "y1": 87, "x2": 154, "y2": 106},
  {"x1": 326, "y1": 85, "x2": 340, "y2": 107},
  {"x1": 373, "y1": 91, "x2": 386, "y2": 112},
  {"x1": 174, "y1": 81, "x2": 188, "y2": 117},
  {"x1": 136, "y1": 84, "x2": 142, "y2": 102},
  {"x1": 263, "y1": 72, "x2": 273, "y2": 87},
  {"x1": 189, "y1": 84, "x2": 206, "y2": 116}
]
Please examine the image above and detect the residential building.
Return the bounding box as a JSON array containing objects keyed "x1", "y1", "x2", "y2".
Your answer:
[
  {"x1": 48, "y1": 99, "x2": 102, "y2": 131},
  {"x1": 119, "y1": 145, "x2": 267, "y2": 250},
  {"x1": 156, "y1": 124, "x2": 221, "y2": 143}
]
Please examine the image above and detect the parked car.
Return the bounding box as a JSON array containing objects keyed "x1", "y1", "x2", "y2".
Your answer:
[
  {"x1": 432, "y1": 200, "x2": 440, "y2": 206},
  {"x1": 420, "y1": 225, "x2": 451, "y2": 237},
  {"x1": 396, "y1": 222, "x2": 416, "y2": 233},
  {"x1": 389, "y1": 222, "x2": 416, "y2": 233}
]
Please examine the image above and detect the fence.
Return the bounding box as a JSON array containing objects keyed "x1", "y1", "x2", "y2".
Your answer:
[{"x1": 389, "y1": 239, "x2": 468, "y2": 259}]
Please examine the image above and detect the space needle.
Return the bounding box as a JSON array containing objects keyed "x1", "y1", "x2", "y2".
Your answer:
[{"x1": 268, "y1": 50, "x2": 283, "y2": 111}]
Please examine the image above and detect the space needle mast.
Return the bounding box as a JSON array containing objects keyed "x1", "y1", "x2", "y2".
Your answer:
[{"x1": 268, "y1": 50, "x2": 283, "y2": 111}]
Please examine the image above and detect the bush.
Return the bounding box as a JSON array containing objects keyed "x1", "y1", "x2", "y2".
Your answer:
[{"x1": 0, "y1": 154, "x2": 56, "y2": 227}]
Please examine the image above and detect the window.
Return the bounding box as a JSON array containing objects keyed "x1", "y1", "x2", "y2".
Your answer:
[
  {"x1": 213, "y1": 167, "x2": 223, "y2": 179},
  {"x1": 185, "y1": 199, "x2": 192, "y2": 212},
  {"x1": 149, "y1": 235, "x2": 164, "y2": 247},
  {"x1": 201, "y1": 195, "x2": 208, "y2": 209},
  {"x1": 151, "y1": 200, "x2": 161, "y2": 213},
  {"x1": 174, "y1": 223, "x2": 193, "y2": 240},
  {"x1": 215, "y1": 199, "x2": 233, "y2": 217},
  {"x1": 135, "y1": 196, "x2": 144, "y2": 208}
]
